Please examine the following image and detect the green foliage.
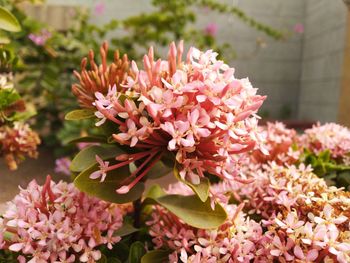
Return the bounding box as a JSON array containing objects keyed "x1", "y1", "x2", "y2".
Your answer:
[
  {"x1": 128, "y1": 241, "x2": 146, "y2": 263},
  {"x1": 141, "y1": 250, "x2": 170, "y2": 263},
  {"x1": 174, "y1": 164, "x2": 209, "y2": 202},
  {"x1": 74, "y1": 162, "x2": 145, "y2": 203},
  {"x1": 146, "y1": 161, "x2": 172, "y2": 179},
  {"x1": 144, "y1": 185, "x2": 227, "y2": 229},
  {"x1": 65, "y1": 109, "x2": 95, "y2": 120},
  {"x1": 70, "y1": 145, "x2": 124, "y2": 172},
  {"x1": 302, "y1": 150, "x2": 350, "y2": 190},
  {"x1": 0, "y1": 88, "x2": 20, "y2": 110},
  {"x1": 0, "y1": 6, "x2": 21, "y2": 32}
]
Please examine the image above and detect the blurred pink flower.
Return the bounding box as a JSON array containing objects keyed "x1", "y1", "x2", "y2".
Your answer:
[
  {"x1": 294, "y1": 23, "x2": 304, "y2": 34},
  {"x1": 28, "y1": 29, "x2": 51, "y2": 46},
  {"x1": 204, "y1": 23, "x2": 218, "y2": 36},
  {"x1": 54, "y1": 157, "x2": 71, "y2": 176},
  {"x1": 94, "y1": 2, "x2": 105, "y2": 16}
]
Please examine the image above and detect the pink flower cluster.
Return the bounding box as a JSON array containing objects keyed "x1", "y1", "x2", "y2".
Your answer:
[
  {"x1": 147, "y1": 202, "x2": 265, "y2": 262},
  {"x1": 147, "y1": 163, "x2": 350, "y2": 262},
  {"x1": 0, "y1": 176, "x2": 124, "y2": 263},
  {"x1": 92, "y1": 42, "x2": 266, "y2": 193},
  {"x1": 0, "y1": 122, "x2": 40, "y2": 170},
  {"x1": 300, "y1": 122, "x2": 350, "y2": 165},
  {"x1": 251, "y1": 122, "x2": 300, "y2": 165},
  {"x1": 28, "y1": 29, "x2": 52, "y2": 46}
]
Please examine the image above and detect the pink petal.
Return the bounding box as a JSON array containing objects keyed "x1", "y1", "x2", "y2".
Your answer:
[{"x1": 116, "y1": 186, "x2": 130, "y2": 194}]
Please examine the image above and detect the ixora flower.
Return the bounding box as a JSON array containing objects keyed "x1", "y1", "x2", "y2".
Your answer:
[
  {"x1": 300, "y1": 122, "x2": 350, "y2": 164},
  {"x1": 0, "y1": 176, "x2": 124, "y2": 263},
  {"x1": 84, "y1": 41, "x2": 266, "y2": 194},
  {"x1": 28, "y1": 29, "x2": 52, "y2": 46},
  {"x1": 251, "y1": 122, "x2": 300, "y2": 165},
  {"x1": 147, "y1": 194, "x2": 265, "y2": 262},
  {"x1": 0, "y1": 122, "x2": 40, "y2": 170},
  {"x1": 72, "y1": 42, "x2": 133, "y2": 108},
  {"x1": 147, "y1": 163, "x2": 350, "y2": 262},
  {"x1": 251, "y1": 122, "x2": 301, "y2": 164}
]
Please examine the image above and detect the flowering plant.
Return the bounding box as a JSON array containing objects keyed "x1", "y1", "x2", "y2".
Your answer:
[
  {"x1": 1, "y1": 39, "x2": 350, "y2": 262},
  {"x1": 66, "y1": 41, "x2": 266, "y2": 228},
  {"x1": 0, "y1": 8, "x2": 40, "y2": 170}
]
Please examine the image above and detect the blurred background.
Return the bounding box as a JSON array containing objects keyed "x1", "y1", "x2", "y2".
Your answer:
[{"x1": 1, "y1": 0, "x2": 350, "y2": 205}]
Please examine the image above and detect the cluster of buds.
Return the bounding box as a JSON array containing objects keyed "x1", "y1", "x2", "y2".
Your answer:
[
  {"x1": 72, "y1": 42, "x2": 133, "y2": 108},
  {"x1": 0, "y1": 176, "x2": 124, "y2": 263},
  {"x1": 0, "y1": 122, "x2": 40, "y2": 170},
  {"x1": 79, "y1": 41, "x2": 266, "y2": 194}
]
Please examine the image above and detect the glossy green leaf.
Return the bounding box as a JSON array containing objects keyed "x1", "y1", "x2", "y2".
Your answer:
[
  {"x1": 0, "y1": 6, "x2": 21, "y2": 32},
  {"x1": 0, "y1": 89, "x2": 20, "y2": 110},
  {"x1": 107, "y1": 258, "x2": 121, "y2": 263},
  {"x1": 68, "y1": 135, "x2": 107, "y2": 144},
  {"x1": 0, "y1": 34, "x2": 10, "y2": 44},
  {"x1": 174, "y1": 165, "x2": 210, "y2": 202},
  {"x1": 113, "y1": 222, "x2": 138, "y2": 237},
  {"x1": 146, "y1": 161, "x2": 172, "y2": 179},
  {"x1": 153, "y1": 194, "x2": 227, "y2": 229},
  {"x1": 141, "y1": 250, "x2": 170, "y2": 263},
  {"x1": 70, "y1": 145, "x2": 124, "y2": 172},
  {"x1": 65, "y1": 109, "x2": 95, "y2": 120},
  {"x1": 74, "y1": 164, "x2": 144, "y2": 204},
  {"x1": 145, "y1": 184, "x2": 166, "y2": 199},
  {"x1": 337, "y1": 171, "x2": 350, "y2": 189},
  {"x1": 97, "y1": 255, "x2": 107, "y2": 263},
  {"x1": 128, "y1": 241, "x2": 146, "y2": 263}
]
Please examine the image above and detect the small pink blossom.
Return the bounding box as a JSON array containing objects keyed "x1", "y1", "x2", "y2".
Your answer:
[
  {"x1": 28, "y1": 29, "x2": 51, "y2": 46},
  {"x1": 94, "y1": 1, "x2": 105, "y2": 16},
  {"x1": 54, "y1": 157, "x2": 71, "y2": 176},
  {"x1": 204, "y1": 23, "x2": 218, "y2": 36},
  {"x1": 90, "y1": 155, "x2": 109, "y2": 182},
  {"x1": 294, "y1": 23, "x2": 304, "y2": 34}
]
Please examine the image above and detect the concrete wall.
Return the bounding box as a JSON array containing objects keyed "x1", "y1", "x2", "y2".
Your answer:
[
  {"x1": 298, "y1": 0, "x2": 348, "y2": 122},
  {"x1": 45, "y1": 0, "x2": 349, "y2": 122},
  {"x1": 45, "y1": 0, "x2": 305, "y2": 119}
]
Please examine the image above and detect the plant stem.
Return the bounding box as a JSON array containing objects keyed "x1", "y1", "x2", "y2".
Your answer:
[{"x1": 133, "y1": 197, "x2": 142, "y2": 229}]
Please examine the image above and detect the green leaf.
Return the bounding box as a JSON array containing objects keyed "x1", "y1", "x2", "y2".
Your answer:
[
  {"x1": 97, "y1": 255, "x2": 107, "y2": 263},
  {"x1": 145, "y1": 184, "x2": 166, "y2": 199},
  {"x1": 128, "y1": 241, "x2": 146, "y2": 263},
  {"x1": 174, "y1": 165, "x2": 210, "y2": 202},
  {"x1": 141, "y1": 250, "x2": 170, "y2": 263},
  {"x1": 0, "y1": 34, "x2": 10, "y2": 44},
  {"x1": 337, "y1": 171, "x2": 350, "y2": 189},
  {"x1": 0, "y1": 7, "x2": 21, "y2": 32},
  {"x1": 68, "y1": 135, "x2": 107, "y2": 144},
  {"x1": 65, "y1": 109, "x2": 95, "y2": 120},
  {"x1": 113, "y1": 222, "x2": 138, "y2": 237},
  {"x1": 74, "y1": 163, "x2": 145, "y2": 204},
  {"x1": 0, "y1": 89, "x2": 20, "y2": 110},
  {"x1": 70, "y1": 145, "x2": 124, "y2": 172},
  {"x1": 146, "y1": 161, "x2": 172, "y2": 179},
  {"x1": 107, "y1": 258, "x2": 121, "y2": 263},
  {"x1": 151, "y1": 194, "x2": 227, "y2": 229}
]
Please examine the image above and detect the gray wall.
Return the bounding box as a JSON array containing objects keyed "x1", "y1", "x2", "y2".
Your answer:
[
  {"x1": 46, "y1": 0, "x2": 349, "y2": 121},
  {"x1": 298, "y1": 0, "x2": 348, "y2": 122}
]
